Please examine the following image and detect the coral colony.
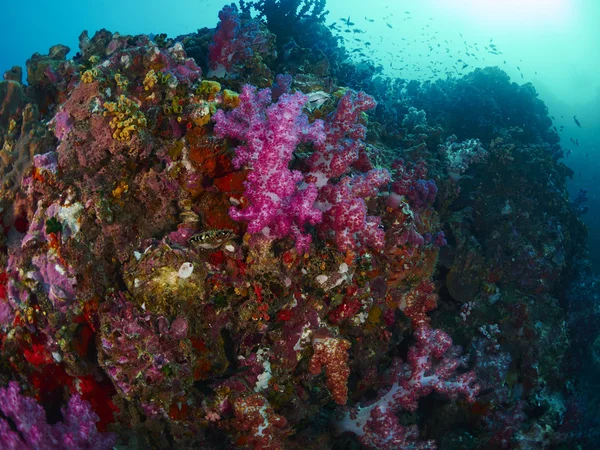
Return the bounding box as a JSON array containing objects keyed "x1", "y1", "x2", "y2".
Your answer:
[{"x1": 0, "y1": 1, "x2": 593, "y2": 449}]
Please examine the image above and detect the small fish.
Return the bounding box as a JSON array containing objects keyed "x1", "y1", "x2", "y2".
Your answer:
[
  {"x1": 342, "y1": 16, "x2": 354, "y2": 27},
  {"x1": 573, "y1": 116, "x2": 582, "y2": 128},
  {"x1": 189, "y1": 229, "x2": 236, "y2": 249},
  {"x1": 386, "y1": 23, "x2": 393, "y2": 29},
  {"x1": 306, "y1": 91, "x2": 331, "y2": 111},
  {"x1": 365, "y1": 17, "x2": 374, "y2": 22}
]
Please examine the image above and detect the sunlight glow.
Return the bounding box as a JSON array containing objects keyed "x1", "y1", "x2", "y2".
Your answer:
[{"x1": 443, "y1": 0, "x2": 574, "y2": 28}]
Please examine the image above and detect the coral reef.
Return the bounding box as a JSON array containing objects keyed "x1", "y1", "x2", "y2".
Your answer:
[{"x1": 0, "y1": 3, "x2": 591, "y2": 450}]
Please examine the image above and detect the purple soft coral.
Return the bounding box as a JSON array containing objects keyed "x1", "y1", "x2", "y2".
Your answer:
[
  {"x1": 0, "y1": 381, "x2": 116, "y2": 450},
  {"x1": 208, "y1": 4, "x2": 272, "y2": 77},
  {"x1": 213, "y1": 84, "x2": 325, "y2": 252}
]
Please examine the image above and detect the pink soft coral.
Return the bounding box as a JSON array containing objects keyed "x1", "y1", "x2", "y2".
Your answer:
[
  {"x1": 213, "y1": 84, "x2": 325, "y2": 252},
  {"x1": 335, "y1": 326, "x2": 479, "y2": 449}
]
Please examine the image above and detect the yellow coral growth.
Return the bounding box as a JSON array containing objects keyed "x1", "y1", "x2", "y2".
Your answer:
[
  {"x1": 222, "y1": 89, "x2": 240, "y2": 108},
  {"x1": 103, "y1": 95, "x2": 147, "y2": 141},
  {"x1": 157, "y1": 71, "x2": 171, "y2": 85},
  {"x1": 8, "y1": 119, "x2": 17, "y2": 134},
  {"x1": 143, "y1": 69, "x2": 158, "y2": 91},
  {"x1": 196, "y1": 80, "x2": 221, "y2": 100},
  {"x1": 163, "y1": 96, "x2": 183, "y2": 115},
  {"x1": 112, "y1": 180, "x2": 129, "y2": 199},
  {"x1": 192, "y1": 111, "x2": 212, "y2": 127},
  {"x1": 81, "y1": 68, "x2": 99, "y2": 83},
  {"x1": 114, "y1": 73, "x2": 129, "y2": 89}
]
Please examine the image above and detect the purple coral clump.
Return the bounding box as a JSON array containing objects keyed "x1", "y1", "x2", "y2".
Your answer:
[
  {"x1": 33, "y1": 151, "x2": 59, "y2": 175},
  {"x1": 391, "y1": 159, "x2": 438, "y2": 211},
  {"x1": 51, "y1": 110, "x2": 74, "y2": 141},
  {"x1": 31, "y1": 253, "x2": 77, "y2": 311},
  {"x1": 0, "y1": 300, "x2": 14, "y2": 327},
  {"x1": 0, "y1": 381, "x2": 116, "y2": 450},
  {"x1": 271, "y1": 73, "x2": 293, "y2": 101},
  {"x1": 213, "y1": 84, "x2": 325, "y2": 252},
  {"x1": 208, "y1": 4, "x2": 272, "y2": 77},
  {"x1": 99, "y1": 294, "x2": 191, "y2": 402}
]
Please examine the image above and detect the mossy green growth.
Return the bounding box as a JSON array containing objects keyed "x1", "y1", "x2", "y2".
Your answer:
[
  {"x1": 168, "y1": 140, "x2": 184, "y2": 159},
  {"x1": 214, "y1": 293, "x2": 228, "y2": 308},
  {"x1": 45, "y1": 216, "x2": 62, "y2": 234}
]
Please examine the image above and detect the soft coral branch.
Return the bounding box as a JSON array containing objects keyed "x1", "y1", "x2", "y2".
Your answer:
[
  {"x1": 335, "y1": 326, "x2": 479, "y2": 449},
  {"x1": 213, "y1": 84, "x2": 325, "y2": 252}
]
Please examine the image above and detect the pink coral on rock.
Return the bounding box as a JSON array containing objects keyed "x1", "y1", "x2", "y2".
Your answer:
[
  {"x1": 213, "y1": 84, "x2": 325, "y2": 252},
  {"x1": 233, "y1": 394, "x2": 288, "y2": 450},
  {"x1": 98, "y1": 294, "x2": 192, "y2": 405},
  {"x1": 335, "y1": 326, "x2": 480, "y2": 449},
  {"x1": 317, "y1": 169, "x2": 391, "y2": 252},
  {"x1": 307, "y1": 90, "x2": 377, "y2": 186},
  {"x1": 309, "y1": 334, "x2": 352, "y2": 405},
  {"x1": 398, "y1": 280, "x2": 438, "y2": 328},
  {"x1": 391, "y1": 159, "x2": 438, "y2": 211}
]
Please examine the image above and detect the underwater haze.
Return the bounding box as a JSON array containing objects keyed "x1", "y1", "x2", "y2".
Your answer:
[{"x1": 1, "y1": 0, "x2": 600, "y2": 448}]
